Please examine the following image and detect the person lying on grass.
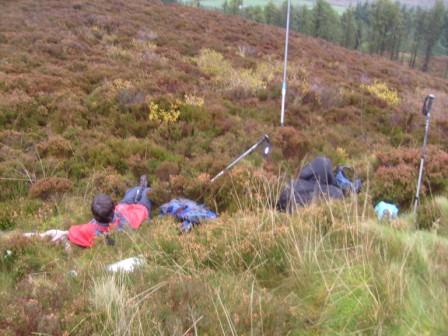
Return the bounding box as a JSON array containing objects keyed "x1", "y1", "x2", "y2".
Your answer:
[{"x1": 23, "y1": 175, "x2": 151, "y2": 249}]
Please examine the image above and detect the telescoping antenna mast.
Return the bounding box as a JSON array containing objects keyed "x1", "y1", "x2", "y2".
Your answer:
[
  {"x1": 413, "y1": 94, "x2": 435, "y2": 217},
  {"x1": 280, "y1": 0, "x2": 292, "y2": 127}
]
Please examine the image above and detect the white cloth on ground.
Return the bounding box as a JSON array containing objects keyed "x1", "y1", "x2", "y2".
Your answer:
[{"x1": 23, "y1": 229, "x2": 68, "y2": 242}]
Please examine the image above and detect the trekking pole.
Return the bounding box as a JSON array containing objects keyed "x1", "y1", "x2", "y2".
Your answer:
[
  {"x1": 211, "y1": 134, "x2": 271, "y2": 183},
  {"x1": 280, "y1": 0, "x2": 292, "y2": 127},
  {"x1": 413, "y1": 94, "x2": 435, "y2": 217}
]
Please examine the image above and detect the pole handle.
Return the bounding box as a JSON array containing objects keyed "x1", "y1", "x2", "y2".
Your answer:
[
  {"x1": 422, "y1": 94, "x2": 435, "y2": 116},
  {"x1": 414, "y1": 94, "x2": 435, "y2": 218}
]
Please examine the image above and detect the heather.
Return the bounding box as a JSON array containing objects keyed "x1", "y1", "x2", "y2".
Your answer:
[{"x1": 1, "y1": 0, "x2": 448, "y2": 334}]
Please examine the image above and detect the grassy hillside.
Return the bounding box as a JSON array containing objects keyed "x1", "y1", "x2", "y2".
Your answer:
[
  {"x1": 2, "y1": 193, "x2": 448, "y2": 335},
  {"x1": 1, "y1": 0, "x2": 448, "y2": 334}
]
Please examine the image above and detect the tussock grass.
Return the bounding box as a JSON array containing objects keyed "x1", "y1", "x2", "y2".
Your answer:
[{"x1": 2, "y1": 179, "x2": 448, "y2": 334}]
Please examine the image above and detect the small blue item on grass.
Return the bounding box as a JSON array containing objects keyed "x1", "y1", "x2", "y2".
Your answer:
[
  {"x1": 375, "y1": 201, "x2": 399, "y2": 220},
  {"x1": 160, "y1": 198, "x2": 218, "y2": 233},
  {"x1": 335, "y1": 167, "x2": 362, "y2": 193}
]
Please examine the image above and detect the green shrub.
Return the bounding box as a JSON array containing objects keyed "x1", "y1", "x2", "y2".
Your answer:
[
  {"x1": 361, "y1": 80, "x2": 400, "y2": 106},
  {"x1": 0, "y1": 216, "x2": 15, "y2": 230},
  {"x1": 372, "y1": 146, "x2": 448, "y2": 207}
]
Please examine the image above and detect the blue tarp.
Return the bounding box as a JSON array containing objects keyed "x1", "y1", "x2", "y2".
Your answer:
[{"x1": 159, "y1": 198, "x2": 218, "y2": 233}]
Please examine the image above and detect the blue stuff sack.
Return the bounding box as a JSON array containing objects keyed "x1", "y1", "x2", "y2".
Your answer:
[
  {"x1": 335, "y1": 167, "x2": 362, "y2": 193},
  {"x1": 159, "y1": 198, "x2": 217, "y2": 233},
  {"x1": 375, "y1": 201, "x2": 399, "y2": 220}
]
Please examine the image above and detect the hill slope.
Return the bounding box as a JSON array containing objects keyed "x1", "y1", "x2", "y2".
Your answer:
[
  {"x1": 1, "y1": 0, "x2": 448, "y2": 334},
  {"x1": 1, "y1": 0, "x2": 448, "y2": 207}
]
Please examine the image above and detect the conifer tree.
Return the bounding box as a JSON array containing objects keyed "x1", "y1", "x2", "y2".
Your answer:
[
  {"x1": 388, "y1": 4, "x2": 405, "y2": 60},
  {"x1": 242, "y1": 5, "x2": 264, "y2": 23},
  {"x1": 228, "y1": 0, "x2": 243, "y2": 15},
  {"x1": 441, "y1": 10, "x2": 448, "y2": 77},
  {"x1": 264, "y1": 1, "x2": 282, "y2": 26},
  {"x1": 341, "y1": 7, "x2": 358, "y2": 49},
  {"x1": 312, "y1": 0, "x2": 340, "y2": 42},
  {"x1": 421, "y1": 0, "x2": 445, "y2": 72},
  {"x1": 368, "y1": 0, "x2": 400, "y2": 56},
  {"x1": 295, "y1": 5, "x2": 313, "y2": 35},
  {"x1": 409, "y1": 7, "x2": 426, "y2": 68},
  {"x1": 222, "y1": 0, "x2": 229, "y2": 13},
  {"x1": 354, "y1": 2, "x2": 370, "y2": 50},
  {"x1": 280, "y1": 0, "x2": 289, "y2": 27}
]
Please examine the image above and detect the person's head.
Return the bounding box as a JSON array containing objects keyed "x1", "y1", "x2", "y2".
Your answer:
[{"x1": 91, "y1": 194, "x2": 115, "y2": 224}]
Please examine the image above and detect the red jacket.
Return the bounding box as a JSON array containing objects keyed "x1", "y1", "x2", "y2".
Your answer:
[{"x1": 67, "y1": 204, "x2": 149, "y2": 247}]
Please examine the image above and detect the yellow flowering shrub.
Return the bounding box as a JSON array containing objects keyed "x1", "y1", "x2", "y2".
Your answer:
[
  {"x1": 231, "y1": 69, "x2": 265, "y2": 91},
  {"x1": 131, "y1": 39, "x2": 157, "y2": 51},
  {"x1": 107, "y1": 45, "x2": 131, "y2": 60},
  {"x1": 112, "y1": 79, "x2": 133, "y2": 91},
  {"x1": 196, "y1": 49, "x2": 231, "y2": 76},
  {"x1": 184, "y1": 94, "x2": 204, "y2": 107},
  {"x1": 361, "y1": 80, "x2": 400, "y2": 106},
  {"x1": 255, "y1": 61, "x2": 278, "y2": 83},
  {"x1": 195, "y1": 48, "x2": 274, "y2": 92},
  {"x1": 148, "y1": 100, "x2": 180, "y2": 124}
]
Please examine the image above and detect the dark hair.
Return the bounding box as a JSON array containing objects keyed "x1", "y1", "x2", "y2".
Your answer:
[{"x1": 91, "y1": 194, "x2": 115, "y2": 224}]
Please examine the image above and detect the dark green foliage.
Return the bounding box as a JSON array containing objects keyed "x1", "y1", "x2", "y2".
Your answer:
[
  {"x1": 234, "y1": 0, "x2": 448, "y2": 76},
  {"x1": 223, "y1": 0, "x2": 243, "y2": 15},
  {"x1": 341, "y1": 7, "x2": 358, "y2": 49},
  {"x1": 421, "y1": 0, "x2": 445, "y2": 71},
  {"x1": 264, "y1": 1, "x2": 283, "y2": 25},
  {"x1": 312, "y1": 0, "x2": 341, "y2": 42},
  {"x1": 295, "y1": 5, "x2": 313, "y2": 35},
  {"x1": 0, "y1": 216, "x2": 15, "y2": 230},
  {"x1": 368, "y1": 0, "x2": 403, "y2": 57}
]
